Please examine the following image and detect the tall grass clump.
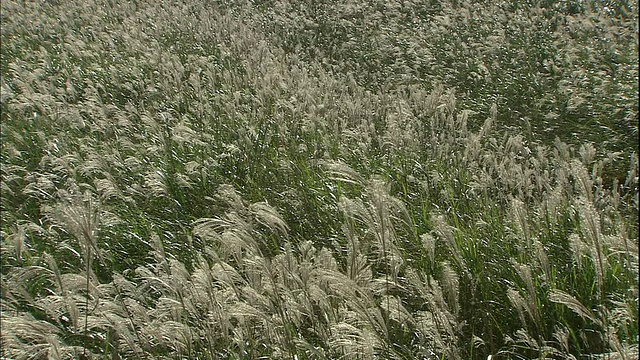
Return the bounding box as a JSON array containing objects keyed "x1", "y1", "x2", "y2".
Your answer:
[{"x1": 2, "y1": 0, "x2": 637, "y2": 359}]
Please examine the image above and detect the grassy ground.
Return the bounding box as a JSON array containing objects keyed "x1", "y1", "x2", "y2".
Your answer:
[{"x1": 1, "y1": 0, "x2": 638, "y2": 359}]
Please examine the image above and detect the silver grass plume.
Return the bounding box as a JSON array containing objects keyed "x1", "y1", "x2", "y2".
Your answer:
[
  {"x1": 432, "y1": 213, "x2": 467, "y2": 278},
  {"x1": 510, "y1": 260, "x2": 541, "y2": 328},
  {"x1": 549, "y1": 289, "x2": 603, "y2": 327},
  {"x1": 509, "y1": 197, "x2": 531, "y2": 250},
  {"x1": 576, "y1": 196, "x2": 607, "y2": 301},
  {"x1": 44, "y1": 187, "x2": 102, "y2": 270}
]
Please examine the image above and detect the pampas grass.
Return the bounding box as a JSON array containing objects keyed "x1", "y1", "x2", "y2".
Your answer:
[{"x1": 1, "y1": 0, "x2": 637, "y2": 359}]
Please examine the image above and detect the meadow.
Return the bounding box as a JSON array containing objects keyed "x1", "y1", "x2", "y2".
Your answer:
[{"x1": 1, "y1": 0, "x2": 638, "y2": 358}]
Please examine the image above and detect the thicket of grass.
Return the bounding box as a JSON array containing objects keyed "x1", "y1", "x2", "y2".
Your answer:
[{"x1": 1, "y1": 0, "x2": 637, "y2": 359}]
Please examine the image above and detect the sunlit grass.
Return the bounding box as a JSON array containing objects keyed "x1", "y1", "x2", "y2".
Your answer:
[{"x1": 1, "y1": 0, "x2": 637, "y2": 359}]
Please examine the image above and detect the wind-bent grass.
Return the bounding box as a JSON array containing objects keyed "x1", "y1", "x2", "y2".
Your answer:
[{"x1": 1, "y1": 0, "x2": 637, "y2": 359}]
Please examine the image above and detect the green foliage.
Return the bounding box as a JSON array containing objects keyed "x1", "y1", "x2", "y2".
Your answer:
[{"x1": 1, "y1": 0, "x2": 637, "y2": 359}]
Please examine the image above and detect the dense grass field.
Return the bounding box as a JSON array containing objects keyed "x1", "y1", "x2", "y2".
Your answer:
[{"x1": 1, "y1": 0, "x2": 638, "y2": 358}]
